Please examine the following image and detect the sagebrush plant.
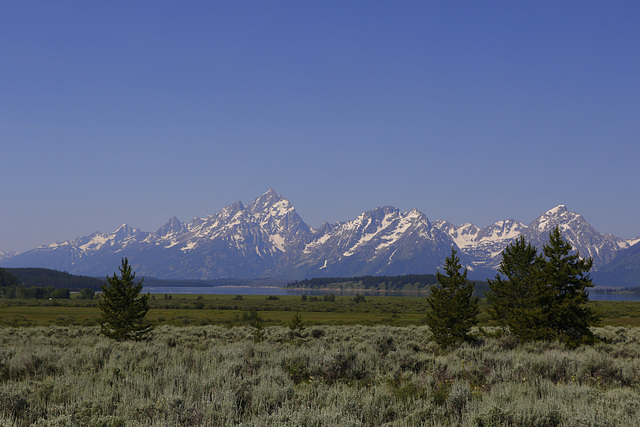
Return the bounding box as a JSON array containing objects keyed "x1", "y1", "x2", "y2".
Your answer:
[{"x1": 0, "y1": 325, "x2": 639, "y2": 426}]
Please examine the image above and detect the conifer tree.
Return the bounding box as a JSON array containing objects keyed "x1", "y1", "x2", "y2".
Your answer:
[
  {"x1": 288, "y1": 311, "x2": 304, "y2": 337},
  {"x1": 539, "y1": 226, "x2": 598, "y2": 345},
  {"x1": 426, "y1": 247, "x2": 479, "y2": 347},
  {"x1": 486, "y1": 236, "x2": 548, "y2": 340},
  {"x1": 99, "y1": 258, "x2": 151, "y2": 341}
]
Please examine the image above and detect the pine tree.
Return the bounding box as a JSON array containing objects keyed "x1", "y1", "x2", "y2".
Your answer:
[
  {"x1": 486, "y1": 236, "x2": 548, "y2": 341},
  {"x1": 426, "y1": 248, "x2": 479, "y2": 347},
  {"x1": 288, "y1": 311, "x2": 305, "y2": 337},
  {"x1": 539, "y1": 226, "x2": 598, "y2": 345},
  {"x1": 99, "y1": 258, "x2": 152, "y2": 341}
]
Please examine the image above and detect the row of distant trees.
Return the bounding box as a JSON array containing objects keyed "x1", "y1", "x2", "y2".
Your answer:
[
  {"x1": 0, "y1": 285, "x2": 96, "y2": 300},
  {"x1": 427, "y1": 226, "x2": 597, "y2": 348},
  {"x1": 0, "y1": 267, "x2": 99, "y2": 299},
  {"x1": 0, "y1": 271, "x2": 96, "y2": 300},
  {"x1": 287, "y1": 274, "x2": 439, "y2": 290}
]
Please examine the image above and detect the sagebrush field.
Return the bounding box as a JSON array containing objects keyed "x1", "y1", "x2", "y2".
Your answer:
[{"x1": 1, "y1": 324, "x2": 640, "y2": 426}]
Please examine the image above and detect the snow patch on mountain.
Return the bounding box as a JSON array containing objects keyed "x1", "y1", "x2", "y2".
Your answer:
[
  {"x1": 181, "y1": 241, "x2": 197, "y2": 252},
  {"x1": 626, "y1": 237, "x2": 640, "y2": 247},
  {"x1": 375, "y1": 212, "x2": 420, "y2": 252},
  {"x1": 270, "y1": 234, "x2": 286, "y2": 252},
  {"x1": 79, "y1": 234, "x2": 110, "y2": 252}
]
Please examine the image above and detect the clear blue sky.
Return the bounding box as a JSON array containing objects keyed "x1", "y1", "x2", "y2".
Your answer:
[{"x1": 1, "y1": 1, "x2": 639, "y2": 253}]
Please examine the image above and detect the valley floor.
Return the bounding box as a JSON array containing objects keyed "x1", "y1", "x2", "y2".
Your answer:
[{"x1": 2, "y1": 295, "x2": 640, "y2": 327}]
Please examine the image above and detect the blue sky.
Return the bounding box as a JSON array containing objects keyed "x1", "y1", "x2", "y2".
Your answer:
[{"x1": 1, "y1": 1, "x2": 639, "y2": 253}]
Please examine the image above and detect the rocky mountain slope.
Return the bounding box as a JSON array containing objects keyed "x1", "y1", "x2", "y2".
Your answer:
[{"x1": 2, "y1": 190, "x2": 638, "y2": 283}]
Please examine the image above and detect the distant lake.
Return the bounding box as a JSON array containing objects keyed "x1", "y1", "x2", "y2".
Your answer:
[{"x1": 143, "y1": 286, "x2": 640, "y2": 301}]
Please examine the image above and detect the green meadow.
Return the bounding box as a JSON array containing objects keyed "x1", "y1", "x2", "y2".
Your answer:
[{"x1": 1, "y1": 294, "x2": 640, "y2": 327}]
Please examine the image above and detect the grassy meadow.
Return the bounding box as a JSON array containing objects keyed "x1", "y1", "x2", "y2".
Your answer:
[
  {"x1": 1, "y1": 295, "x2": 640, "y2": 425},
  {"x1": 1, "y1": 294, "x2": 640, "y2": 327}
]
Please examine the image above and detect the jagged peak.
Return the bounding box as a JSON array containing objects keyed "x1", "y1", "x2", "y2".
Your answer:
[
  {"x1": 230, "y1": 200, "x2": 245, "y2": 210},
  {"x1": 263, "y1": 187, "x2": 278, "y2": 197},
  {"x1": 543, "y1": 204, "x2": 569, "y2": 216},
  {"x1": 360, "y1": 206, "x2": 401, "y2": 218},
  {"x1": 458, "y1": 222, "x2": 476, "y2": 229},
  {"x1": 167, "y1": 216, "x2": 181, "y2": 225},
  {"x1": 157, "y1": 216, "x2": 185, "y2": 235},
  {"x1": 111, "y1": 224, "x2": 142, "y2": 240},
  {"x1": 489, "y1": 219, "x2": 525, "y2": 229},
  {"x1": 256, "y1": 188, "x2": 281, "y2": 202},
  {"x1": 251, "y1": 188, "x2": 287, "y2": 209},
  {"x1": 405, "y1": 208, "x2": 429, "y2": 223},
  {"x1": 113, "y1": 223, "x2": 138, "y2": 235},
  {"x1": 219, "y1": 200, "x2": 245, "y2": 215}
]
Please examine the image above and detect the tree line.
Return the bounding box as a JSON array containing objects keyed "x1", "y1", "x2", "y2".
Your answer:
[
  {"x1": 427, "y1": 226, "x2": 598, "y2": 348},
  {"x1": 3, "y1": 268, "x2": 104, "y2": 290},
  {"x1": 0, "y1": 268, "x2": 70, "y2": 299},
  {"x1": 287, "y1": 274, "x2": 439, "y2": 290},
  {"x1": 0, "y1": 268, "x2": 97, "y2": 300}
]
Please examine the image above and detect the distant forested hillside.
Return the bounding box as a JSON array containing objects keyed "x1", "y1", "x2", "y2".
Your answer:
[
  {"x1": 0, "y1": 268, "x2": 19, "y2": 287},
  {"x1": 285, "y1": 274, "x2": 439, "y2": 290},
  {"x1": 286, "y1": 274, "x2": 491, "y2": 296},
  {"x1": 5, "y1": 268, "x2": 104, "y2": 291}
]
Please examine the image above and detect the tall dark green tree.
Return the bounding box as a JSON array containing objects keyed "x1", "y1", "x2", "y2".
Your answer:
[
  {"x1": 539, "y1": 226, "x2": 598, "y2": 345},
  {"x1": 426, "y1": 247, "x2": 479, "y2": 347},
  {"x1": 99, "y1": 258, "x2": 151, "y2": 341},
  {"x1": 486, "y1": 236, "x2": 548, "y2": 340}
]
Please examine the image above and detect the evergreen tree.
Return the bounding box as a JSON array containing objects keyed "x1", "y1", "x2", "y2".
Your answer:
[
  {"x1": 99, "y1": 258, "x2": 151, "y2": 341},
  {"x1": 486, "y1": 236, "x2": 548, "y2": 340},
  {"x1": 539, "y1": 226, "x2": 598, "y2": 345},
  {"x1": 426, "y1": 248, "x2": 479, "y2": 347},
  {"x1": 288, "y1": 311, "x2": 304, "y2": 337}
]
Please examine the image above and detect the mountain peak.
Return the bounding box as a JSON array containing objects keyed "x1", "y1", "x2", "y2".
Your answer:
[
  {"x1": 531, "y1": 205, "x2": 573, "y2": 232},
  {"x1": 255, "y1": 188, "x2": 281, "y2": 203},
  {"x1": 250, "y1": 189, "x2": 295, "y2": 216},
  {"x1": 230, "y1": 200, "x2": 245, "y2": 211},
  {"x1": 545, "y1": 205, "x2": 568, "y2": 216},
  {"x1": 218, "y1": 201, "x2": 246, "y2": 220},
  {"x1": 113, "y1": 224, "x2": 137, "y2": 236},
  {"x1": 158, "y1": 216, "x2": 186, "y2": 236}
]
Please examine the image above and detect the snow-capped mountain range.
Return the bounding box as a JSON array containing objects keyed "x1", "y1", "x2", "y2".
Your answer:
[{"x1": 2, "y1": 189, "x2": 639, "y2": 283}]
